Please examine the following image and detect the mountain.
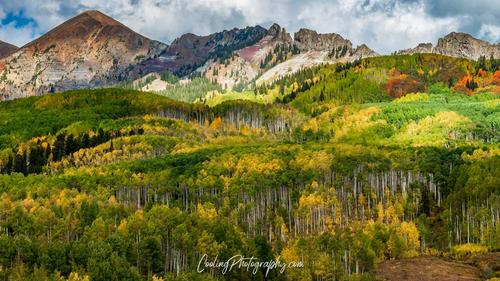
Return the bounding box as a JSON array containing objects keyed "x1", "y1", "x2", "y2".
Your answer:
[
  {"x1": 255, "y1": 29, "x2": 377, "y2": 85},
  {"x1": 0, "y1": 11, "x2": 379, "y2": 98},
  {"x1": 293, "y1": 28, "x2": 352, "y2": 52},
  {"x1": 197, "y1": 23, "x2": 293, "y2": 89},
  {"x1": 198, "y1": 26, "x2": 378, "y2": 89},
  {"x1": 0, "y1": 40, "x2": 18, "y2": 59},
  {"x1": 398, "y1": 32, "x2": 500, "y2": 60},
  {"x1": 0, "y1": 10, "x2": 166, "y2": 100},
  {"x1": 133, "y1": 25, "x2": 268, "y2": 77}
]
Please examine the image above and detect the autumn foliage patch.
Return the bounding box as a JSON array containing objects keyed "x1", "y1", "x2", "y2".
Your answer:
[{"x1": 384, "y1": 74, "x2": 426, "y2": 98}]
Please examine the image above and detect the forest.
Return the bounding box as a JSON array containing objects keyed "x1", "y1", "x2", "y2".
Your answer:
[{"x1": 0, "y1": 54, "x2": 498, "y2": 281}]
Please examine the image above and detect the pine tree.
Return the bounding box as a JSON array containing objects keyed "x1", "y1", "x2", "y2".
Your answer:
[
  {"x1": 65, "y1": 134, "x2": 76, "y2": 155},
  {"x1": 53, "y1": 134, "x2": 66, "y2": 161}
]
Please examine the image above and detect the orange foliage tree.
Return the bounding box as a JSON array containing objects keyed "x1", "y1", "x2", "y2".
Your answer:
[
  {"x1": 384, "y1": 74, "x2": 426, "y2": 98},
  {"x1": 493, "y1": 70, "x2": 500, "y2": 86}
]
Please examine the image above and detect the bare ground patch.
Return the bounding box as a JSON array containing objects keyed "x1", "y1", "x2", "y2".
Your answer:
[{"x1": 375, "y1": 256, "x2": 481, "y2": 281}]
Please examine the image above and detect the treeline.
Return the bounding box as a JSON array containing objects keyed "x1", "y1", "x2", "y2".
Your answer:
[
  {"x1": 156, "y1": 99, "x2": 303, "y2": 135},
  {"x1": 0, "y1": 128, "x2": 145, "y2": 175},
  {"x1": 157, "y1": 77, "x2": 222, "y2": 103},
  {"x1": 259, "y1": 43, "x2": 299, "y2": 69}
]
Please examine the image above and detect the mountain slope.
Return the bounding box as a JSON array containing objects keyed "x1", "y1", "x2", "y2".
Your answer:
[
  {"x1": 133, "y1": 25, "x2": 268, "y2": 77},
  {"x1": 0, "y1": 10, "x2": 166, "y2": 100},
  {"x1": 255, "y1": 29, "x2": 377, "y2": 85},
  {"x1": 0, "y1": 40, "x2": 18, "y2": 59},
  {"x1": 198, "y1": 23, "x2": 294, "y2": 89},
  {"x1": 199, "y1": 26, "x2": 378, "y2": 89},
  {"x1": 398, "y1": 32, "x2": 500, "y2": 60}
]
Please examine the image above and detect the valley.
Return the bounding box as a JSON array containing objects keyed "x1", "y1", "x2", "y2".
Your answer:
[{"x1": 0, "y1": 8, "x2": 498, "y2": 281}]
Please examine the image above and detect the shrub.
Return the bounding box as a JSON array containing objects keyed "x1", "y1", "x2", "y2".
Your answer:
[{"x1": 451, "y1": 243, "x2": 488, "y2": 259}]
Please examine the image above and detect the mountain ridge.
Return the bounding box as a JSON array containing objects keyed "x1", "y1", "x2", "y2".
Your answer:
[
  {"x1": 0, "y1": 10, "x2": 497, "y2": 100},
  {"x1": 398, "y1": 32, "x2": 500, "y2": 60}
]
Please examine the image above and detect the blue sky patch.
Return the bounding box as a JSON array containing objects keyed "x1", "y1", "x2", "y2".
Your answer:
[{"x1": 1, "y1": 9, "x2": 37, "y2": 28}]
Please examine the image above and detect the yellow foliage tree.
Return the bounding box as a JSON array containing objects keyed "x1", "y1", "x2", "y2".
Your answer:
[{"x1": 67, "y1": 272, "x2": 90, "y2": 281}]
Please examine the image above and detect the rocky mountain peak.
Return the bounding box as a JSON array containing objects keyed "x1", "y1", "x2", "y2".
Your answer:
[
  {"x1": 79, "y1": 10, "x2": 124, "y2": 26},
  {"x1": 0, "y1": 10, "x2": 166, "y2": 100},
  {"x1": 264, "y1": 23, "x2": 292, "y2": 44},
  {"x1": 353, "y1": 44, "x2": 378, "y2": 57},
  {"x1": 267, "y1": 23, "x2": 283, "y2": 37},
  {"x1": 0, "y1": 40, "x2": 18, "y2": 59},
  {"x1": 434, "y1": 32, "x2": 499, "y2": 60},
  {"x1": 398, "y1": 32, "x2": 499, "y2": 60},
  {"x1": 293, "y1": 28, "x2": 352, "y2": 52},
  {"x1": 23, "y1": 9, "x2": 141, "y2": 50}
]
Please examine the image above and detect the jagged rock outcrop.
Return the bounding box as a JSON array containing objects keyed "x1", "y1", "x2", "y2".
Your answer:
[
  {"x1": 0, "y1": 41, "x2": 17, "y2": 59},
  {"x1": 398, "y1": 43, "x2": 434, "y2": 55},
  {"x1": 255, "y1": 29, "x2": 377, "y2": 85},
  {"x1": 434, "y1": 32, "x2": 499, "y2": 60},
  {"x1": 0, "y1": 10, "x2": 166, "y2": 100},
  {"x1": 266, "y1": 23, "x2": 294, "y2": 44},
  {"x1": 293, "y1": 28, "x2": 352, "y2": 53},
  {"x1": 353, "y1": 44, "x2": 378, "y2": 58},
  {"x1": 398, "y1": 32, "x2": 500, "y2": 60},
  {"x1": 201, "y1": 25, "x2": 380, "y2": 89}
]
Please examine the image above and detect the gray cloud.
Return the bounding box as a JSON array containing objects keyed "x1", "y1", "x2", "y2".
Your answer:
[{"x1": 0, "y1": 0, "x2": 498, "y2": 53}]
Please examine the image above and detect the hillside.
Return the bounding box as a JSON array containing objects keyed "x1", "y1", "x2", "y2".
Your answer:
[
  {"x1": 0, "y1": 10, "x2": 166, "y2": 100},
  {"x1": 198, "y1": 23, "x2": 294, "y2": 89},
  {"x1": 0, "y1": 53, "x2": 498, "y2": 280}
]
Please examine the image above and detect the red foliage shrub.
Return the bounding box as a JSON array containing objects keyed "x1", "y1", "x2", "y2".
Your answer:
[{"x1": 384, "y1": 74, "x2": 426, "y2": 98}]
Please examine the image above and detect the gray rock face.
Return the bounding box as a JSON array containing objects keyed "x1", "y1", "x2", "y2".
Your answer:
[
  {"x1": 434, "y1": 32, "x2": 500, "y2": 60},
  {"x1": 398, "y1": 43, "x2": 433, "y2": 55},
  {"x1": 353, "y1": 44, "x2": 378, "y2": 58},
  {"x1": 267, "y1": 23, "x2": 293, "y2": 44},
  {"x1": 398, "y1": 33, "x2": 500, "y2": 60},
  {"x1": 293, "y1": 28, "x2": 352, "y2": 52}
]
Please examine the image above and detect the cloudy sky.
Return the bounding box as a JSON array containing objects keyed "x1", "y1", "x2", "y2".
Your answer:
[{"x1": 0, "y1": 0, "x2": 498, "y2": 54}]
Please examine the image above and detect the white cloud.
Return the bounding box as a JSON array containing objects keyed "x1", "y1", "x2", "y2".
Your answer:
[
  {"x1": 479, "y1": 24, "x2": 500, "y2": 43},
  {"x1": 294, "y1": 0, "x2": 461, "y2": 53},
  {"x1": 0, "y1": 0, "x2": 497, "y2": 53},
  {"x1": 0, "y1": 23, "x2": 35, "y2": 47}
]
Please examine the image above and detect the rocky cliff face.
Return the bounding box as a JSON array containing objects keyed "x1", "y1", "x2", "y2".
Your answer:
[
  {"x1": 352, "y1": 44, "x2": 378, "y2": 58},
  {"x1": 266, "y1": 23, "x2": 294, "y2": 45},
  {"x1": 293, "y1": 29, "x2": 352, "y2": 53},
  {"x1": 0, "y1": 10, "x2": 166, "y2": 100},
  {"x1": 398, "y1": 32, "x2": 500, "y2": 60},
  {"x1": 0, "y1": 41, "x2": 18, "y2": 59},
  {"x1": 434, "y1": 32, "x2": 499, "y2": 60}
]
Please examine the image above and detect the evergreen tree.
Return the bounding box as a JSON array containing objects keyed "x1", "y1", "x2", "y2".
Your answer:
[{"x1": 53, "y1": 134, "x2": 66, "y2": 161}]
